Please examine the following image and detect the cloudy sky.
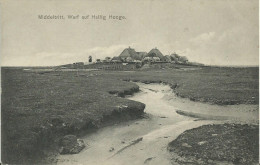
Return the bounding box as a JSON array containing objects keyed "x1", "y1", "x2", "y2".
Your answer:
[{"x1": 1, "y1": 0, "x2": 258, "y2": 66}]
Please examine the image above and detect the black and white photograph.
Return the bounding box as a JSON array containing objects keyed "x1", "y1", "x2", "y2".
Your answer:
[{"x1": 1, "y1": 0, "x2": 259, "y2": 164}]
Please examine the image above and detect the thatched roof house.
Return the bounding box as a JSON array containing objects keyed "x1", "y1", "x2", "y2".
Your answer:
[
  {"x1": 119, "y1": 47, "x2": 143, "y2": 60},
  {"x1": 146, "y1": 48, "x2": 165, "y2": 60},
  {"x1": 117, "y1": 47, "x2": 189, "y2": 63}
]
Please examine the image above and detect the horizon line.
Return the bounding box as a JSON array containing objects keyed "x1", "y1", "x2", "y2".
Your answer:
[{"x1": 1, "y1": 64, "x2": 259, "y2": 68}]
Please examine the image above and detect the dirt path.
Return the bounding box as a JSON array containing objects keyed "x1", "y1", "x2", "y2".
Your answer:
[{"x1": 56, "y1": 83, "x2": 257, "y2": 165}]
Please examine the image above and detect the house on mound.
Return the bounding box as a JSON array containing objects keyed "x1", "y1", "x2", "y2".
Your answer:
[
  {"x1": 143, "y1": 48, "x2": 166, "y2": 62},
  {"x1": 119, "y1": 47, "x2": 143, "y2": 62}
]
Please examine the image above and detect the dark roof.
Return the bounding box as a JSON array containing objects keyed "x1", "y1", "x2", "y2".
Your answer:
[
  {"x1": 146, "y1": 48, "x2": 164, "y2": 59},
  {"x1": 119, "y1": 47, "x2": 143, "y2": 60}
]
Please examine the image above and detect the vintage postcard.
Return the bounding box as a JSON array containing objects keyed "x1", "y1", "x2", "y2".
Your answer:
[{"x1": 1, "y1": 0, "x2": 259, "y2": 164}]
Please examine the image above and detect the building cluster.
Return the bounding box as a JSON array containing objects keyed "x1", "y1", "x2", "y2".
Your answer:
[
  {"x1": 95, "y1": 47, "x2": 189, "y2": 64},
  {"x1": 62, "y1": 47, "x2": 203, "y2": 70}
]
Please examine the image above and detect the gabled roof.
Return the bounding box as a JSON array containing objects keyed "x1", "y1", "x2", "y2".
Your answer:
[
  {"x1": 146, "y1": 48, "x2": 164, "y2": 59},
  {"x1": 119, "y1": 47, "x2": 139, "y2": 59}
]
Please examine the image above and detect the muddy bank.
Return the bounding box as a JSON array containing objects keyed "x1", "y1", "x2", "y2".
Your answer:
[
  {"x1": 175, "y1": 92, "x2": 258, "y2": 105},
  {"x1": 168, "y1": 124, "x2": 259, "y2": 165},
  {"x1": 56, "y1": 82, "x2": 259, "y2": 165},
  {"x1": 159, "y1": 82, "x2": 259, "y2": 164},
  {"x1": 56, "y1": 83, "x2": 213, "y2": 165},
  {"x1": 164, "y1": 91, "x2": 259, "y2": 125},
  {"x1": 175, "y1": 109, "x2": 258, "y2": 124},
  {"x1": 40, "y1": 88, "x2": 145, "y2": 164},
  {"x1": 36, "y1": 103, "x2": 146, "y2": 164}
]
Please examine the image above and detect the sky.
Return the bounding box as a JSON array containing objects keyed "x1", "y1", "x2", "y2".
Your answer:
[{"x1": 0, "y1": 0, "x2": 259, "y2": 66}]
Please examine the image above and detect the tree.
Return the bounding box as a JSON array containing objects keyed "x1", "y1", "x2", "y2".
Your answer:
[{"x1": 89, "y1": 56, "x2": 92, "y2": 63}]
